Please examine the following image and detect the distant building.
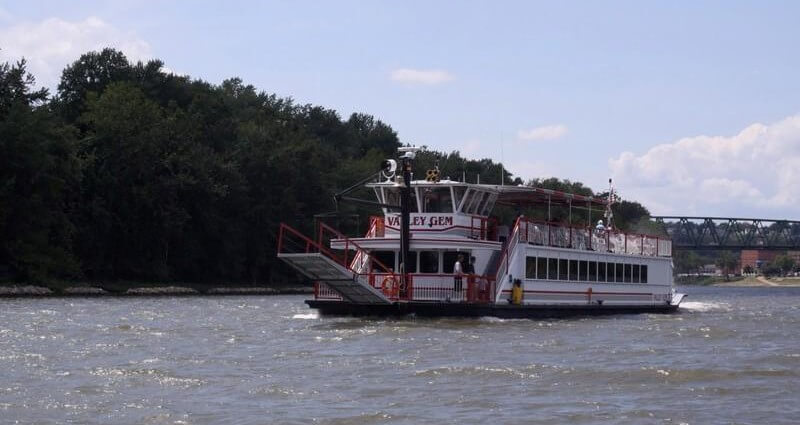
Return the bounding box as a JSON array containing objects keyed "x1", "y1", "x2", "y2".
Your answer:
[
  {"x1": 700, "y1": 263, "x2": 719, "y2": 276},
  {"x1": 740, "y1": 250, "x2": 779, "y2": 274}
]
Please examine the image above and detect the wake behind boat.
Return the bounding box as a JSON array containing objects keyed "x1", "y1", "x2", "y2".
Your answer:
[{"x1": 277, "y1": 147, "x2": 685, "y2": 318}]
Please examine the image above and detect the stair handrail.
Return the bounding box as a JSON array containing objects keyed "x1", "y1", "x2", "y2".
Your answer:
[
  {"x1": 316, "y1": 221, "x2": 393, "y2": 274},
  {"x1": 350, "y1": 217, "x2": 380, "y2": 272},
  {"x1": 493, "y1": 216, "x2": 522, "y2": 300},
  {"x1": 278, "y1": 223, "x2": 342, "y2": 262}
]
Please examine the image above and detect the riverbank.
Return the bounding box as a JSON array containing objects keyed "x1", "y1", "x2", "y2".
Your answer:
[
  {"x1": 713, "y1": 276, "x2": 800, "y2": 287},
  {"x1": 0, "y1": 283, "x2": 313, "y2": 298},
  {"x1": 677, "y1": 275, "x2": 800, "y2": 287}
]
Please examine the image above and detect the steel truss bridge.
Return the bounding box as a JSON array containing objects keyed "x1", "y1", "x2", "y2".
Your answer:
[{"x1": 652, "y1": 216, "x2": 800, "y2": 251}]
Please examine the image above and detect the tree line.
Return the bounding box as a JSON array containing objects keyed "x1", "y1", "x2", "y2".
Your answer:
[{"x1": 0, "y1": 48, "x2": 652, "y2": 286}]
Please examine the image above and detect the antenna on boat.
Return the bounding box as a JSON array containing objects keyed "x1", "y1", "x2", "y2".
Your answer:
[
  {"x1": 604, "y1": 178, "x2": 616, "y2": 229},
  {"x1": 500, "y1": 132, "x2": 505, "y2": 186}
]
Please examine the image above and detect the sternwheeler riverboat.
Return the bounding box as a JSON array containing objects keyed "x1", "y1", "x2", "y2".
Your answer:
[{"x1": 277, "y1": 147, "x2": 685, "y2": 318}]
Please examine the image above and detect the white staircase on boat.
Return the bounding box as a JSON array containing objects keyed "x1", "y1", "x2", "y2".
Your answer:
[{"x1": 279, "y1": 252, "x2": 392, "y2": 305}]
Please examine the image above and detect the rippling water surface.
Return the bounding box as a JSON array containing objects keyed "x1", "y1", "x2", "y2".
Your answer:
[{"x1": 1, "y1": 286, "x2": 799, "y2": 424}]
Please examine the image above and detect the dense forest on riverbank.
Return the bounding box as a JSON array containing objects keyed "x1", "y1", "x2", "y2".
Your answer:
[{"x1": 0, "y1": 48, "x2": 652, "y2": 287}]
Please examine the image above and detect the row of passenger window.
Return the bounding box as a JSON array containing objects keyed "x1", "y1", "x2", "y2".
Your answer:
[
  {"x1": 371, "y1": 250, "x2": 468, "y2": 274},
  {"x1": 525, "y1": 256, "x2": 648, "y2": 283}
]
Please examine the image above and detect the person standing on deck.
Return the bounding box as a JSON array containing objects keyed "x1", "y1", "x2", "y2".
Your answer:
[{"x1": 453, "y1": 254, "x2": 464, "y2": 301}]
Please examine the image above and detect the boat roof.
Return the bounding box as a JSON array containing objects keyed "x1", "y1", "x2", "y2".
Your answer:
[
  {"x1": 367, "y1": 180, "x2": 608, "y2": 208},
  {"x1": 494, "y1": 185, "x2": 608, "y2": 207}
]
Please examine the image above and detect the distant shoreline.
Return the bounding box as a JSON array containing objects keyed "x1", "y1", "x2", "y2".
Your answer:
[
  {"x1": 676, "y1": 275, "x2": 800, "y2": 287},
  {"x1": 0, "y1": 285, "x2": 313, "y2": 298},
  {"x1": 712, "y1": 276, "x2": 800, "y2": 287}
]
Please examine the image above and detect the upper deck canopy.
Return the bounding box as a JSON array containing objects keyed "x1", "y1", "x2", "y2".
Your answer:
[
  {"x1": 493, "y1": 185, "x2": 608, "y2": 208},
  {"x1": 366, "y1": 180, "x2": 608, "y2": 216}
]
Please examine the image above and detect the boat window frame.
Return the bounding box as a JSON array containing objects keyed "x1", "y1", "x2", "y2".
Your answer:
[
  {"x1": 421, "y1": 185, "x2": 455, "y2": 213},
  {"x1": 452, "y1": 186, "x2": 466, "y2": 211},
  {"x1": 419, "y1": 250, "x2": 439, "y2": 273},
  {"x1": 580, "y1": 260, "x2": 588, "y2": 281},
  {"x1": 375, "y1": 188, "x2": 385, "y2": 204},
  {"x1": 548, "y1": 258, "x2": 558, "y2": 280},
  {"x1": 371, "y1": 250, "x2": 396, "y2": 272},
  {"x1": 526, "y1": 256, "x2": 536, "y2": 279},
  {"x1": 443, "y1": 250, "x2": 470, "y2": 274},
  {"x1": 537, "y1": 257, "x2": 548, "y2": 280},
  {"x1": 383, "y1": 186, "x2": 421, "y2": 213},
  {"x1": 558, "y1": 259, "x2": 568, "y2": 280},
  {"x1": 588, "y1": 261, "x2": 597, "y2": 282},
  {"x1": 404, "y1": 251, "x2": 418, "y2": 273},
  {"x1": 569, "y1": 259, "x2": 579, "y2": 281},
  {"x1": 480, "y1": 193, "x2": 498, "y2": 216},
  {"x1": 466, "y1": 190, "x2": 485, "y2": 214}
]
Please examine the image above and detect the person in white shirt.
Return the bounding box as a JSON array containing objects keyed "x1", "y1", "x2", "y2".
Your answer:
[{"x1": 453, "y1": 254, "x2": 464, "y2": 300}]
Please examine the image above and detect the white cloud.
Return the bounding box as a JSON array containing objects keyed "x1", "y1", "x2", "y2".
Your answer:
[
  {"x1": 517, "y1": 124, "x2": 568, "y2": 141},
  {"x1": 609, "y1": 114, "x2": 800, "y2": 217},
  {"x1": 462, "y1": 139, "x2": 481, "y2": 155},
  {"x1": 0, "y1": 16, "x2": 152, "y2": 89},
  {"x1": 390, "y1": 68, "x2": 454, "y2": 85},
  {"x1": 505, "y1": 158, "x2": 560, "y2": 181}
]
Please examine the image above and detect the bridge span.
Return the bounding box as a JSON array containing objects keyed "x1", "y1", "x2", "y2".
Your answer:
[{"x1": 652, "y1": 216, "x2": 800, "y2": 251}]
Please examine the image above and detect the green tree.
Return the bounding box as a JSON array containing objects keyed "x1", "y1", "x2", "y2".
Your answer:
[
  {"x1": 773, "y1": 254, "x2": 796, "y2": 277},
  {"x1": 715, "y1": 251, "x2": 739, "y2": 281},
  {"x1": 75, "y1": 82, "x2": 246, "y2": 281},
  {"x1": 56, "y1": 48, "x2": 133, "y2": 123},
  {"x1": 674, "y1": 250, "x2": 703, "y2": 275},
  {"x1": 0, "y1": 59, "x2": 81, "y2": 282}
]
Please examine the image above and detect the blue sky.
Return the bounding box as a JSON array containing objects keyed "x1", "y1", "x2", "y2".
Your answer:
[{"x1": 2, "y1": 1, "x2": 800, "y2": 218}]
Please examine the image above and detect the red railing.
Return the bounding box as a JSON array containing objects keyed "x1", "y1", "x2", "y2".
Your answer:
[
  {"x1": 281, "y1": 222, "x2": 497, "y2": 303},
  {"x1": 517, "y1": 218, "x2": 672, "y2": 257},
  {"x1": 277, "y1": 222, "x2": 394, "y2": 273},
  {"x1": 468, "y1": 215, "x2": 497, "y2": 240},
  {"x1": 315, "y1": 273, "x2": 496, "y2": 303}
]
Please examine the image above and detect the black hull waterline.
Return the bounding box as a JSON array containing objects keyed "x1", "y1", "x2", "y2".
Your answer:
[{"x1": 306, "y1": 300, "x2": 681, "y2": 319}]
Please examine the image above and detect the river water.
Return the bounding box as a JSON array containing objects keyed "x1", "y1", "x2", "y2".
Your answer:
[{"x1": 1, "y1": 286, "x2": 798, "y2": 424}]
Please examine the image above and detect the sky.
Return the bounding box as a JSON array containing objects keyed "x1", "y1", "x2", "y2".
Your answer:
[{"x1": 2, "y1": 1, "x2": 800, "y2": 219}]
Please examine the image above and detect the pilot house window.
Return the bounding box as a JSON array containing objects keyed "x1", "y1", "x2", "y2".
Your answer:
[
  {"x1": 384, "y1": 188, "x2": 419, "y2": 213},
  {"x1": 422, "y1": 187, "x2": 453, "y2": 213}
]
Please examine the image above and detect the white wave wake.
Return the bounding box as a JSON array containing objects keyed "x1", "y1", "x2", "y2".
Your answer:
[{"x1": 680, "y1": 301, "x2": 731, "y2": 312}]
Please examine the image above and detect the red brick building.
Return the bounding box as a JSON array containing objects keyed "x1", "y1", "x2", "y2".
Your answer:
[{"x1": 740, "y1": 250, "x2": 778, "y2": 273}]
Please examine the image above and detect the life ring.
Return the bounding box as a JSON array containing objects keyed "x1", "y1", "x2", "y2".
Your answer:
[{"x1": 381, "y1": 276, "x2": 399, "y2": 296}]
